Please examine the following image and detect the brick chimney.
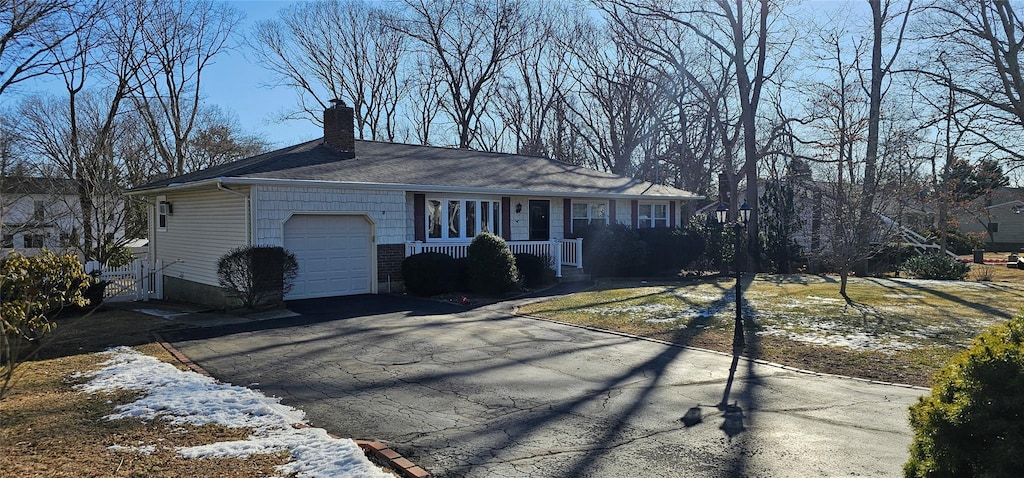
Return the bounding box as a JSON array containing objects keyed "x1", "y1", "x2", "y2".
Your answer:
[{"x1": 323, "y1": 99, "x2": 355, "y2": 154}]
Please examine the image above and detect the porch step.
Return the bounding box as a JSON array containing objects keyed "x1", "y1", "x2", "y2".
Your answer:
[{"x1": 559, "y1": 267, "x2": 591, "y2": 282}]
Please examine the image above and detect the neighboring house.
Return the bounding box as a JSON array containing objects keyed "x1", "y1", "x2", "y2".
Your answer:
[
  {"x1": 957, "y1": 187, "x2": 1024, "y2": 251},
  {"x1": 0, "y1": 177, "x2": 126, "y2": 256},
  {"x1": 129, "y1": 102, "x2": 703, "y2": 305}
]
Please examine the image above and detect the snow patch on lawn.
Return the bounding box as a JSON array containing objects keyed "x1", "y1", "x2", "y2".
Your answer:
[
  {"x1": 759, "y1": 322, "x2": 918, "y2": 352},
  {"x1": 77, "y1": 347, "x2": 390, "y2": 478},
  {"x1": 108, "y1": 444, "x2": 156, "y2": 454}
]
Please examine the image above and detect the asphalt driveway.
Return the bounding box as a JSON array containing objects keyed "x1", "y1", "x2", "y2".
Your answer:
[{"x1": 166, "y1": 291, "x2": 926, "y2": 477}]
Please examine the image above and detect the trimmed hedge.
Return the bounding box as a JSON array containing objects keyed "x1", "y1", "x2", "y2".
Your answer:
[
  {"x1": 905, "y1": 315, "x2": 1024, "y2": 477},
  {"x1": 467, "y1": 233, "x2": 519, "y2": 296},
  {"x1": 578, "y1": 223, "x2": 704, "y2": 277},
  {"x1": 579, "y1": 223, "x2": 647, "y2": 278},
  {"x1": 514, "y1": 253, "x2": 555, "y2": 288},
  {"x1": 636, "y1": 227, "x2": 705, "y2": 274},
  {"x1": 401, "y1": 252, "x2": 458, "y2": 296},
  {"x1": 900, "y1": 254, "x2": 970, "y2": 281}
]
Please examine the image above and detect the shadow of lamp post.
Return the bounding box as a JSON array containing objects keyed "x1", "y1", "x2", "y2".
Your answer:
[{"x1": 715, "y1": 200, "x2": 752, "y2": 349}]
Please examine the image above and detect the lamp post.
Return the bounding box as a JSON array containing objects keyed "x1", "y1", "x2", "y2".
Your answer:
[{"x1": 715, "y1": 200, "x2": 752, "y2": 349}]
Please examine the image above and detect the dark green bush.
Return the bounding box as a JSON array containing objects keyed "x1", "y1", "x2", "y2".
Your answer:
[
  {"x1": 900, "y1": 254, "x2": 970, "y2": 280},
  {"x1": 467, "y1": 233, "x2": 519, "y2": 296},
  {"x1": 514, "y1": 253, "x2": 555, "y2": 288},
  {"x1": 217, "y1": 245, "x2": 299, "y2": 308},
  {"x1": 401, "y1": 252, "x2": 458, "y2": 296},
  {"x1": 905, "y1": 315, "x2": 1024, "y2": 477},
  {"x1": 578, "y1": 223, "x2": 648, "y2": 278},
  {"x1": 636, "y1": 227, "x2": 705, "y2": 274},
  {"x1": 453, "y1": 256, "x2": 470, "y2": 292}
]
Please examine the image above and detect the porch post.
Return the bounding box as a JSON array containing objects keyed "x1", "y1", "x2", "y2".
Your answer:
[
  {"x1": 576, "y1": 237, "x2": 584, "y2": 269},
  {"x1": 552, "y1": 240, "x2": 562, "y2": 278}
]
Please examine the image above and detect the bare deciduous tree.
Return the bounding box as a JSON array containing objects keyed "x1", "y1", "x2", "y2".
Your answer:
[
  {"x1": 916, "y1": 0, "x2": 1024, "y2": 166},
  {"x1": 132, "y1": 0, "x2": 242, "y2": 177},
  {"x1": 251, "y1": 0, "x2": 406, "y2": 141},
  {"x1": 561, "y1": 15, "x2": 662, "y2": 176},
  {"x1": 394, "y1": 0, "x2": 534, "y2": 149},
  {"x1": 0, "y1": 0, "x2": 104, "y2": 97},
  {"x1": 614, "y1": 0, "x2": 793, "y2": 269}
]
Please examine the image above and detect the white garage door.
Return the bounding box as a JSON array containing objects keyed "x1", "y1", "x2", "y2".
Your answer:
[{"x1": 283, "y1": 215, "x2": 373, "y2": 299}]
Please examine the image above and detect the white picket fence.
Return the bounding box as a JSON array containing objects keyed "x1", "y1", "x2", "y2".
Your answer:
[{"x1": 84, "y1": 259, "x2": 163, "y2": 302}]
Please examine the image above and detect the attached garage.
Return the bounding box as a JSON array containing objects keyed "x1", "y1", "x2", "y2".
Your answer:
[{"x1": 283, "y1": 214, "x2": 375, "y2": 299}]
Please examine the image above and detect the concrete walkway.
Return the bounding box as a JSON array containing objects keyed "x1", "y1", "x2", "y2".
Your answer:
[{"x1": 165, "y1": 291, "x2": 926, "y2": 478}]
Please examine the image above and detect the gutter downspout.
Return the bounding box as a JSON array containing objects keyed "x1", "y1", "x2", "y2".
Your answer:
[{"x1": 217, "y1": 180, "x2": 252, "y2": 246}]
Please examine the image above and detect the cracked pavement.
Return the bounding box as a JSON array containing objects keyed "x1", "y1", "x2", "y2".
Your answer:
[{"x1": 165, "y1": 292, "x2": 926, "y2": 477}]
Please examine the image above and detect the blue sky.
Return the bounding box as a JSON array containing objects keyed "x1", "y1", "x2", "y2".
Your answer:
[{"x1": 208, "y1": 1, "x2": 319, "y2": 148}]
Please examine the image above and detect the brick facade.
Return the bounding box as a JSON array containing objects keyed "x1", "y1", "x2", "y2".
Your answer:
[{"x1": 377, "y1": 243, "x2": 406, "y2": 283}]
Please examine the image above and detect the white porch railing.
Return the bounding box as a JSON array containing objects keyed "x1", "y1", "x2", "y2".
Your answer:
[
  {"x1": 84, "y1": 259, "x2": 164, "y2": 301},
  {"x1": 406, "y1": 239, "x2": 584, "y2": 278}
]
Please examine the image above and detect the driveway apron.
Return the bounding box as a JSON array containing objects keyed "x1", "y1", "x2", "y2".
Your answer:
[{"x1": 167, "y1": 294, "x2": 926, "y2": 478}]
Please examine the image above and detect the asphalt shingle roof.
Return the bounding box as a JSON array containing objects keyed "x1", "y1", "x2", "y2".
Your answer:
[{"x1": 133, "y1": 139, "x2": 700, "y2": 199}]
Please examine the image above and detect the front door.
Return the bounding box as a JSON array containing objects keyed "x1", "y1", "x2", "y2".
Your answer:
[{"x1": 529, "y1": 200, "x2": 550, "y2": 241}]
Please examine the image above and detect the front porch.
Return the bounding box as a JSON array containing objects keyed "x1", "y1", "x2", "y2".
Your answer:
[{"x1": 405, "y1": 238, "x2": 583, "y2": 278}]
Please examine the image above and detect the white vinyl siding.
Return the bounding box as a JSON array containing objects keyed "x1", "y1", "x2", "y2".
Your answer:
[{"x1": 153, "y1": 188, "x2": 248, "y2": 287}]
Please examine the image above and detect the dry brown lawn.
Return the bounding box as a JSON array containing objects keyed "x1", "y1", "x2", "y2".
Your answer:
[
  {"x1": 1, "y1": 337, "x2": 293, "y2": 477},
  {"x1": 1, "y1": 307, "x2": 400, "y2": 477},
  {"x1": 520, "y1": 268, "x2": 1024, "y2": 388}
]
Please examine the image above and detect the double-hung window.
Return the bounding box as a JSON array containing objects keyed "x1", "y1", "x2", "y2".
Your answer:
[
  {"x1": 157, "y1": 197, "x2": 169, "y2": 230},
  {"x1": 571, "y1": 202, "x2": 608, "y2": 233},
  {"x1": 427, "y1": 198, "x2": 501, "y2": 240},
  {"x1": 638, "y1": 202, "x2": 669, "y2": 228}
]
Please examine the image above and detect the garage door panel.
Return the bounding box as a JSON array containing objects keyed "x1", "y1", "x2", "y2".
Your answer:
[{"x1": 283, "y1": 215, "x2": 373, "y2": 299}]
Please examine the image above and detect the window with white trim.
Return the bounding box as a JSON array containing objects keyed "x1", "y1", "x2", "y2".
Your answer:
[
  {"x1": 571, "y1": 202, "x2": 608, "y2": 233},
  {"x1": 427, "y1": 198, "x2": 501, "y2": 240},
  {"x1": 638, "y1": 202, "x2": 668, "y2": 228},
  {"x1": 157, "y1": 197, "x2": 169, "y2": 230}
]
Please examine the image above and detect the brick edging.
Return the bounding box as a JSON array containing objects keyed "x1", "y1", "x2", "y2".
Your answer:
[
  {"x1": 152, "y1": 333, "x2": 431, "y2": 477},
  {"x1": 355, "y1": 440, "x2": 431, "y2": 478}
]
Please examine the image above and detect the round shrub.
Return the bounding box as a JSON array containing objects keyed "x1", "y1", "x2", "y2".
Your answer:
[
  {"x1": 514, "y1": 253, "x2": 555, "y2": 288},
  {"x1": 905, "y1": 315, "x2": 1024, "y2": 477},
  {"x1": 217, "y1": 245, "x2": 299, "y2": 308},
  {"x1": 900, "y1": 254, "x2": 970, "y2": 280},
  {"x1": 401, "y1": 252, "x2": 458, "y2": 296},
  {"x1": 467, "y1": 233, "x2": 519, "y2": 296}
]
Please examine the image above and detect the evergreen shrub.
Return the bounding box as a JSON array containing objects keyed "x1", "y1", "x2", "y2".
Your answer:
[
  {"x1": 401, "y1": 252, "x2": 458, "y2": 296},
  {"x1": 905, "y1": 315, "x2": 1024, "y2": 477},
  {"x1": 467, "y1": 233, "x2": 519, "y2": 296},
  {"x1": 217, "y1": 245, "x2": 298, "y2": 308},
  {"x1": 514, "y1": 253, "x2": 555, "y2": 288},
  {"x1": 900, "y1": 254, "x2": 970, "y2": 280}
]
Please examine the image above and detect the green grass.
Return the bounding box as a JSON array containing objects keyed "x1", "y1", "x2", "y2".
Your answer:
[{"x1": 518, "y1": 274, "x2": 1024, "y2": 387}]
